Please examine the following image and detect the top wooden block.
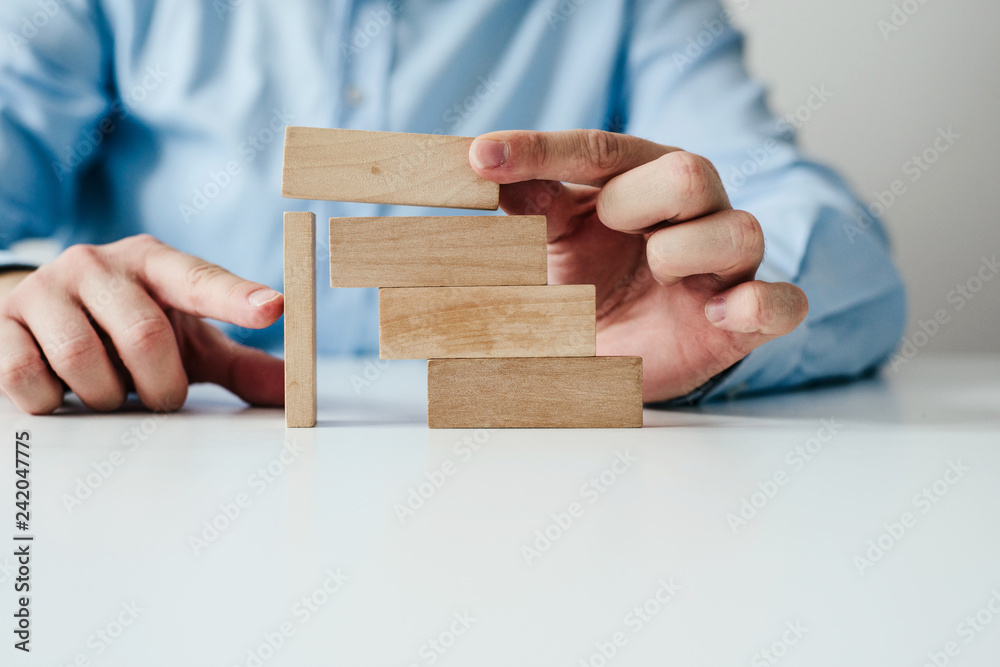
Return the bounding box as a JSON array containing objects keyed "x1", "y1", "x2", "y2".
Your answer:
[{"x1": 281, "y1": 127, "x2": 500, "y2": 210}]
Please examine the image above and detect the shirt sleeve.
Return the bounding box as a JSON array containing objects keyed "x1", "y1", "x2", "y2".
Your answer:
[
  {"x1": 621, "y1": 0, "x2": 906, "y2": 401},
  {"x1": 0, "y1": 0, "x2": 112, "y2": 263}
]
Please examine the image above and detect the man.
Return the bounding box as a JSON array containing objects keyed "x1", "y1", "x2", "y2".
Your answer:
[{"x1": 0, "y1": 0, "x2": 905, "y2": 414}]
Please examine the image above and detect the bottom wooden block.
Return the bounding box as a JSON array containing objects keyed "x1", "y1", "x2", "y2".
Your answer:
[
  {"x1": 427, "y1": 357, "x2": 643, "y2": 429},
  {"x1": 284, "y1": 211, "x2": 316, "y2": 428}
]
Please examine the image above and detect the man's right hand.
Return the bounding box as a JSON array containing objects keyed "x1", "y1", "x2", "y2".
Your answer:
[{"x1": 0, "y1": 234, "x2": 285, "y2": 414}]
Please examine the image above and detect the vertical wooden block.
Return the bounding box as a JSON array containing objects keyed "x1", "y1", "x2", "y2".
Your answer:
[
  {"x1": 427, "y1": 357, "x2": 643, "y2": 428},
  {"x1": 284, "y1": 212, "x2": 316, "y2": 428},
  {"x1": 329, "y1": 216, "x2": 547, "y2": 287},
  {"x1": 379, "y1": 285, "x2": 596, "y2": 359},
  {"x1": 281, "y1": 127, "x2": 500, "y2": 210}
]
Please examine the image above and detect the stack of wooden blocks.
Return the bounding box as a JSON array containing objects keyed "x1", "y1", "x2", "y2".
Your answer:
[{"x1": 280, "y1": 127, "x2": 643, "y2": 429}]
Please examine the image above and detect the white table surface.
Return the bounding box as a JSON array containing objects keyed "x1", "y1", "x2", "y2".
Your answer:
[{"x1": 2, "y1": 354, "x2": 999, "y2": 667}]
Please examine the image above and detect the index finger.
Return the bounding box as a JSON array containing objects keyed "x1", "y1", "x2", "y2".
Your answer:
[
  {"x1": 469, "y1": 129, "x2": 677, "y2": 187},
  {"x1": 113, "y1": 235, "x2": 284, "y2": 329}
]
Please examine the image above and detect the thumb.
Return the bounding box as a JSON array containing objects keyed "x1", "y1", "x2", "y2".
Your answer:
[
  {"x1": 173, "y1": 312, "x2": 285, "y2": 407},
  {"x1": 705, "y1": 281, "x2": 809, "y2": 342},
  {"x1": 470, "y1": 129, "x2": 675, "y2": 187}
]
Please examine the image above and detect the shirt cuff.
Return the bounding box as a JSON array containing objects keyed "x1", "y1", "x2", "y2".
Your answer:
[
  {"x1": 652, "y1": 361, "x2": 744, "y2": 408},
  {"x1": 702, "y1": 322, "x2": 810, "y2": 402},
  {"x1": 647, "y1": 319, "x2": 811, "y2": 407},
  {"x1": 0, "y1": 249, "x2": 38, "y2": 273}
]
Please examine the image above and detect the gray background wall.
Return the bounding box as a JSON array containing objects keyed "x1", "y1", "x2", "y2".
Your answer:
[{"x1": 725, "y1": 0, "x2": 999, "y2": 353}]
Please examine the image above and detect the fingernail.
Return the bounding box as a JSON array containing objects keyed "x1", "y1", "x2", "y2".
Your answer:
[
  {"x1": 705, "y1": 297, "x2": 726, "y2": 323},
  {"x1": 472, "y1": 139, "x2": 508, "y2": 169},
  {"x1": 248, "y1": 287, "x2": 281, "y2": 307}
]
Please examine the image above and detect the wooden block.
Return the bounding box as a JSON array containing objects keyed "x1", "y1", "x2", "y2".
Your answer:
[
  {"x1": 379, "y1": 285, "x2": 596, "y2": 359},
  {"x1": 284, "y1": 212, "x2": 316, "y2": 428},
  {"x1": 330, "y1": 216, "x2": 547, "y2": 287},
  {"x1": 427, "y1": 357, "x2": 643, "y2": 428},
  {"x1": 281, "y1": 127, "x2": 499, "y2": 210}
]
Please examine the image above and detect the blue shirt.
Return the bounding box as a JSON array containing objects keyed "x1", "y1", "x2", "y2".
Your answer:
[{"x1": 0, "y1": 0, "x2": 905, "y2": 401}]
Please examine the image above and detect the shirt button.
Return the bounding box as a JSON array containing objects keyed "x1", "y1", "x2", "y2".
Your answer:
[{"x1": 344, "y1": 86, "x2": 365, "y2": 106}]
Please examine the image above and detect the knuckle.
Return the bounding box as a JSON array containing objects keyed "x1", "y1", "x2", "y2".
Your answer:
[
  {"x1": 794, "y1": 286, "x2": 810, "y2": 316},
  {"x1": 45, "y1": 330, "x2": 98, "y2": 375},
  {"x1": 131, "y1": 232, "x2": 159, "y2": 246},
  {"x1": 60, "y1": 243, "x2": 105, "y2": 271},
  {"x1": 87, "y1": 273, "x2": 131, "y2": 313},
  {"x1": 131, "y1": 233, "x2": 163, "y2": 257},
  {"x1": 645, "y1": 238, "x2": 680, "y2": 285},
  {"x1": 595, "y1": 187, "x2": 619, "y2": 225},
  {"x1": 582, "y1": 129, "x2": 626, "y2": 173},
  {"x1": 120, "y1": 313, "x2": 174, "y2": 356},
  {"x1": 0, "y1": 352, "x2": 48, "y2": 391},
  {"x1": 184, "y1": 261, "x2": 226, "y2": 293},
  {"x1": 0, "y1": 275, "x2": 39, "y2": 317},
  {"x1": 663, "y1": 152, "x2": 711, "y2": 203},
  {"x1": 746, "y1": 283, "x2": 773, "y2": 329},
  {"x1": 109, "y1": 233, "x2": 160, "y2": 264},
  {"x1": 119, "y1": 233, "x2": 159, "y2": 250},
  {"x1": 729, "y1": 210, "x2": 765, "y2": 261},
  {"x1": 522, "y1": 131, "x2": 549, "y2": 169}
]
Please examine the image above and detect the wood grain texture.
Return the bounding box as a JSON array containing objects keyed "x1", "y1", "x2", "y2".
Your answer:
[
  {"x1": 281, "y1": 127, "x2": 499, "y2": 210},
  {"x1": 329, "y1": 216, "x2": 546, "y2": 287},
  {"x1": 427, "y1": 357, "x2": 643, "y2": 428},
  {"x1": 379, "y1": 285, "x2": 596, "y2": 359},
  {"x1": 283, "y1": 212, "x2": 316, "y2": 428}
]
